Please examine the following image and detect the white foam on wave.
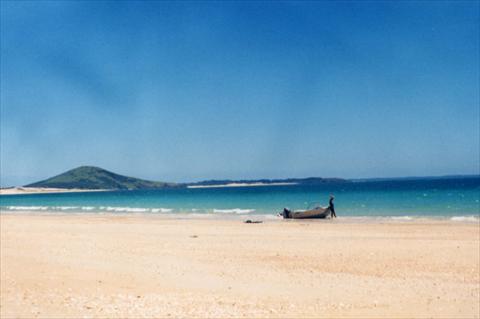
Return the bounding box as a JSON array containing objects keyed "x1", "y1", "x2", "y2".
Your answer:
[
  {"x1": 105, "y1": 207, "x2": 149, "y2": 213},
  {"x1": 126, "y1": 208, "x2": 148, "y2": 213},
  {"x1": 391, "y1": 216, "x2": 413, "y2": 221},
  {"x1": 2, "y1": 205, "x2": 175, "y2": 213},
  {"x1": 213, "y1": 208, "x2": 255, "y2": 214},
  {"x1": 151, "y1": 208, "x2": 173, "y2": 213},
  {"x1": 450, "y1": 216, "x2": 479, "y2": 222},
  {"x1": 102, "y1": 206, "x2": 173, "y2": 213},
  {"x1": 5, "y1": 206, "x2": 49, "y2": 211},
  {"x1": 54, "y1": 206, "x2": 79, "y2": 210}
]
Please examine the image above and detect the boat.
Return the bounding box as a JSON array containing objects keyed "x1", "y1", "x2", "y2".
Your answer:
[{"x1": 281, "y1": 206, "x2": 331, "y2": 219}]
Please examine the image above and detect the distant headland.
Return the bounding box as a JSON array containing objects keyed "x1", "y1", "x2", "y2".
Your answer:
[
  {"x1": 2, "y1": 166, "x2": 477, "y2": 196},
  {"x1": 24, "y1": 166, "x2": 180, "y2": 190},
  {"x1": 0, "y1": 166, "x2": 348, "y2": 194}
]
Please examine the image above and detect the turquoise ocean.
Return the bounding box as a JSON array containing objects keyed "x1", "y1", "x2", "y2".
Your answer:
[{"x1": 1, "y1": 177, "x2": 479, "y2": 221}]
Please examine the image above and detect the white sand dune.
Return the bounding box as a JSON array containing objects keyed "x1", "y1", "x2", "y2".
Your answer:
[{"x1": 0, "y1": 187, "x2": 107, "y2": 196}]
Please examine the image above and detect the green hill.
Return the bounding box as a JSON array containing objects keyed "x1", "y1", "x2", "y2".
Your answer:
[{"x1": 25, "y1": 166, "x2": 180, "y2": 190}]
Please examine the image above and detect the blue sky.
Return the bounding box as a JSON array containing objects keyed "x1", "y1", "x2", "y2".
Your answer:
[{"x1": 1, "y1": 1, "x2": 479, "y2": 186}]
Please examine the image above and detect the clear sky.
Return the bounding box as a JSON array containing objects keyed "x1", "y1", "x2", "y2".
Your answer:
[{"x1": 1, "y1": 1, "x2": 479, "y2": 186}]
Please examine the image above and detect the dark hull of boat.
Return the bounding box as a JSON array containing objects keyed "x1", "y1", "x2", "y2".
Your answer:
[{"x1": 283, "y1": 207, "x2": 331, "y2": 219}]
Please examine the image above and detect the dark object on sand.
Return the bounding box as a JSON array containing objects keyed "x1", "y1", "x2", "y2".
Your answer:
[
  {"x1": 282, "y1": 207, "x2": 331, "y2": 219},
  {"x1": 329, "y1": 195, "x2": 337, "y2": 218},
  {"x1": 244, "y1": 220, "x2": 263, "y2": 224}
]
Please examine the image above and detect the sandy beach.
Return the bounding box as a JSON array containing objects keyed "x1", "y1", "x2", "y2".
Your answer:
[
  {"x1": 0, "y1": 187, "x2": 107, "y2": 196},
  {"x1": 187, "y1": 182, "x2": 298, "y2": 189},
  {"x1": 1, "y1": 214, "x2": 479, "y2": 318}
]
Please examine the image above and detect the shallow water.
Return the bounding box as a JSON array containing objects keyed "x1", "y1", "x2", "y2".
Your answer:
[{"x1": 1, "y1": 177, "x2": 479, "y2": 220}]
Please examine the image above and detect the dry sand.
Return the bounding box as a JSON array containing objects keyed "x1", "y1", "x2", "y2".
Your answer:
[{"x1": 1, "y1": 214, "x2": 479, "y2": 318}]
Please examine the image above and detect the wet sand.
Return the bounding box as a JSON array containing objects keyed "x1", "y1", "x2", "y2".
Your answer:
[{"x1": 1, "y1": 214, "x2": 479, "y2": 318}]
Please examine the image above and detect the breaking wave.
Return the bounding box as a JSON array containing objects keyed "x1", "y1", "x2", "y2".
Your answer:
[
  {"x1": 213, "y1": 208, "x2": 255, "y2": 214},
  {"x1": 1, "y1": 206, "x2": 174, "y2": 214},
  {"x1": 4, "y1": 206, "x2": 49, "y2": 211},
  {"x1": 104, "y1": 207, "x2": 148, "y2": 212},
  {"x1": 2, "y1": 206, "x2": 477, "y2": 223},
  {"x1": 1, "y1": 206, "x2": 257, "y2": 216},
  {"x1": 390, "y1": 216, "x2": 413, "y2": 221},
  {"x1": 450, "y1": 216, "x2": 479, "y2": 222},
  {"x1": 151, "y1": 208, "x2": 173, "y2": 213}
]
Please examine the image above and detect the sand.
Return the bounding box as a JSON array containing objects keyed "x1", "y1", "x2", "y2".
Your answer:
[
  {"x1": 187, "y1": 183, "x2": 297, "y2": 188},
  {"x1": 0, "y1": 187, "x2": 107, "y2": 196},
  {"x1": 1, "y1": 214, "x2": 479, "y2": 318}
]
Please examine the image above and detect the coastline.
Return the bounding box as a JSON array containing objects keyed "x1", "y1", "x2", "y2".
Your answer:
[
  {"x1": 1, "y1": 214, "x2": 479, "y2": 318},
  {"x1": 0, "y1": 187, "x2": 108, "y2": 196},
  {"x1": 0, "y1": 209, "x2": 479, "y2": 224},
  {"x1": 187, "y1": 182, "x2": 298, "y2": 188}
]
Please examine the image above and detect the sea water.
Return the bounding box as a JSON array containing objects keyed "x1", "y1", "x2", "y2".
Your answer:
[{"x1": 1, "y1": 177, "x2": 479, "y2": 221}]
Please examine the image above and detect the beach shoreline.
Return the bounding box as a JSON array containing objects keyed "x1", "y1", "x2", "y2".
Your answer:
[
  {"x1": 187, "y1": 182, "x2": 298, "y2": 188},
  {"x1": 0, "y1": 187, "x2": 108, "y2": 196},
  {"x1": 0, "y1": 210, "x2": 479, "y2": 224},
  {"x1": 1, "y1": 214, "x2": 479, "y2": 318}
]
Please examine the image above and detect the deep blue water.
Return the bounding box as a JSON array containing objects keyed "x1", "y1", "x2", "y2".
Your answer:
[{"x1": 1, "y1": 177, "x2": 479, "y2": 220}]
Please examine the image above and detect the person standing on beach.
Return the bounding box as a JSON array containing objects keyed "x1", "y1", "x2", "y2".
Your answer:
[{"x1": 329, "y1": 195, "x2": 337, "y2": 218}]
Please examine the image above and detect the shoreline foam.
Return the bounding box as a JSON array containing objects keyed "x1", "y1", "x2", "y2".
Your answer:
[{"x1": 1, "y1": 208, "x2": 479, "y2": 224}]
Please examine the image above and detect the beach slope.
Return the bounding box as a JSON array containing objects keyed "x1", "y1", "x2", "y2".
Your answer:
[{"x1": 1, "y1": 215, "x2": 479, "y2": 318}]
